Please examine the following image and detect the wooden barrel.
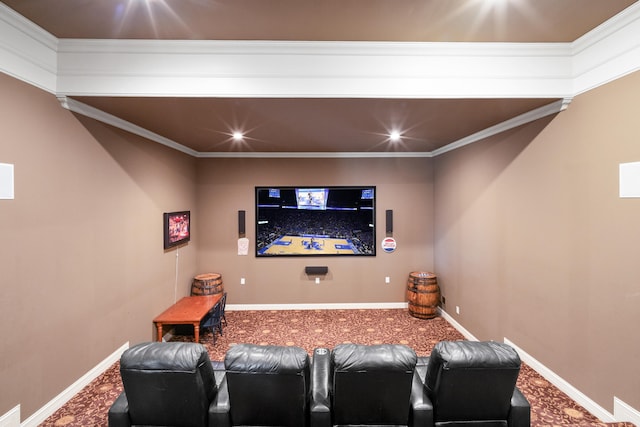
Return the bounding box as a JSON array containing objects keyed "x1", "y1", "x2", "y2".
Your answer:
[
  {"x1": 191, "y1": 273, "x2": 223, "y2": 296},
  {"x1": 406, "y1": 271, "x2": 440, "y2": 319}
]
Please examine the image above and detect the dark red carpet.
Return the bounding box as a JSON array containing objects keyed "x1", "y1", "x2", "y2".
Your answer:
[{"x1": 40, "y1": 309, "x2": 634, "y2": 427}]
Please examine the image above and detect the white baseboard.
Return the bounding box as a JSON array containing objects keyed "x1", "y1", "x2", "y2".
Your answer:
[
  {"x1": 614, "y1": 396, "x2": 640, "y2": 425},
  {"x1": 437, "y1": 308, "x2": 478, "y2": 341},
  {"x1": 20, "y1": 342, "x2": 129, "y2": 427},
  {"x1": 504, "y1": 338, "x2": 622, "y2": 423},
  {"x1": 0, "y1": 406, "x2": 20, "y2": 427},
  {"x1": 226, "y1": 302, "x2": 408, "y2": 311},
  {"x1": 436, "y1": 312, "x2": 639, "y2": 425}
]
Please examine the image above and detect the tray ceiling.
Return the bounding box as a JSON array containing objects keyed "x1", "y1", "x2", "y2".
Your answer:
[{"x1": 2, "y1": 0, "x2": 637, "y2": 154}]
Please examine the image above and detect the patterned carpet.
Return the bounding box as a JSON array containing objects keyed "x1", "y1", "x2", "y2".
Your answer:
[{"x1": 40, "y1": 308, "x2": 634, "y2": 427}]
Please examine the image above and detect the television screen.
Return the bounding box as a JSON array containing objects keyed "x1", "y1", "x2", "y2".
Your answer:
[
  {"x1": 163, "y1": 211, "x2": 191, "y2": 249},
  {"x1": 255, "y1": 186, "x2": 376, "y2": 257}
]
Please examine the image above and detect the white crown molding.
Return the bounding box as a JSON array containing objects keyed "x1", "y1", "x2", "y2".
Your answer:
[
  {"x1": 57, "y1": 38, "x2": 567, "y2": 57},
  {"x1": 1, "y1": 2, "x2": 636, "y2": 100},
  {"x1": 431, "y1": 97, "x2": 573, "y2": 157},
  {"x1": 198, "y1": 151, "x2": 433, "y2": 159},
  {"x1": 0, "y1": 2, "x2": 57, "y2": 93},
  {"x1": 571, "y1": 1, "x2": 640, "y2": 95},
  {"x1": 55, "y1": 39, "x2": 573, "y2": 99},
  {"x1": 58, "y1": 96, "x2": 199, "y2": 157}
]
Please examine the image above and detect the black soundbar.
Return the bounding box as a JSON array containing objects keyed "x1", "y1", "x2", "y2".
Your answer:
[{"x1": 305, "y1": 266, "x2": 328, "y2": 275}]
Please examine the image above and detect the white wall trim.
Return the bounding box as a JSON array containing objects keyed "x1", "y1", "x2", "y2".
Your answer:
[
  {"x1": 431, "y1": 98, "x2": 572, "y2": 157},
  {"x1": 0, "y1": 2, "x2": 57, "y2": 93},
  {"x1": 0, "y1": 406, "x2": 20, "y2": 427},
  {"x1": 198, "y1": 151, "x2": 433, "y2": 159},
  {"x1": 614, "y1": 397, "x2": 640, "y2": 425},
  {"x1": 504, "y1": 338, "x2": 617, "y2": 423},
  {"x1": 437, "y1": 308, "x2": 479, "y2": 341},
  {"x1": 3, "y1": 0, "x2": 634, "y2": 100},
  {"x1": 20, "y1": 342, "x2": 129, "y2": 427},
  {"x1": 47, "y1": 0, "x2": 640, "y2": 101},
  {"x1": 55, "y1": 39, "x2": 573, "y2": 99},
  {"x1": 57, "y1": 96, "x2": 199, "y2": 157},
  {"x1": 226, "y1": 302, "x2": 407, "y2": 311},
  {"x1": 571, "y1": 1, "x2": 640, "y2": 95}
]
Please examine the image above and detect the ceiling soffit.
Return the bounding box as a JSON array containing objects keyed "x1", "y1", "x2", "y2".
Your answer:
[{"x1": 1, "y1": 3, "x2": 640, "y2": 155}]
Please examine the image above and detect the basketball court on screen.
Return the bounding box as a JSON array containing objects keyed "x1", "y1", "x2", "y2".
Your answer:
[{"x1": 259, "y1": 234, "x2": 357, "y2": 255}]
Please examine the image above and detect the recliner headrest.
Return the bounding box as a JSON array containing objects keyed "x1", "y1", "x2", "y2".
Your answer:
[
  {"x1": 332, "y1": 343, "x2": 417, "y2": 372},
  {"x1": 225, "y1": 343, "x2": 309, "y2": 374},
  {"x1": 430, "y1": 340, "x2": 520, "y2": 370},
  {"x1": 121, "y1": 341, "x2": 211, "y2": 373},
  {"x1": 425, "y1": 340, "x2": 521, "y2": 400}
]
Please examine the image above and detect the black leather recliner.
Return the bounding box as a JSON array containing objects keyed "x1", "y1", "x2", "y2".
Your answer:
[
  {"x1": 310, "y1": 343, "x2": 431, "y2": 427},
  {"x1": 419, "y1": 340, "x2": 531, "y2": 427},
  {"x1": 210, "y1": 343, "x2": 312, "y2": 427},
  {"x1": 108, "y1": 341, "x2": 219, "y2": 427}
]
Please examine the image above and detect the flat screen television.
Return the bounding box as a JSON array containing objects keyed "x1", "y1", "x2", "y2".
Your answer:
[
  {"x1": 255, "y1": 186, "x2": 376, "y2": 257},
  {"x1": 163, "y1": 211, "x2": 191, "y2": 249}
]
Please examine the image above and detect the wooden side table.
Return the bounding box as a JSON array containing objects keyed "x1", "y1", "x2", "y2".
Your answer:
[{"x1": 153, "y1": 295, "x2": 222, "y2": 342}]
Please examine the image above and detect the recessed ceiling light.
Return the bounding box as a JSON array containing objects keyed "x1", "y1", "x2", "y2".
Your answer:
[
  {"x1": 389, "y1": 131, "x2": 401, "y2": 142},
  {"x1": 232, "y1": 131, "x2": 244, "y2": 141}
]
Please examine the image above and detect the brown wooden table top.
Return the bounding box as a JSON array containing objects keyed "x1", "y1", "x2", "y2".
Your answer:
[{"x1": 153, "y1": 295, "x2": 221, "y2": 324}]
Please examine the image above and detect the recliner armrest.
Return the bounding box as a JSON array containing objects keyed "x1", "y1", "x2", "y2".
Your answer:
[
  {"x1": 310, "y1": 348, "x2": 332, "y2": 427},
  {"x1": 209, "y1": 374, "x2": 231, "y2": 427},
  {"x1": 508, "y1": 387, "x2": 531, "y2": 427},
  {"x1": 107, "y1": 392, "x2": 131, "y2": 427},
  {"x1": 410, "y1": 369, "x2": 434, "y2": 427}
]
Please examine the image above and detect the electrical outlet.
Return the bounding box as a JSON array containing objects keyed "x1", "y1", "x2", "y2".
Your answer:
[
  {"x1": 385, "y1": 276, "x2": 390, "y2": 284},
  {"x1": 240, "y1": 277, "x2": 245, "y2": 285},
  {"x1": 456, "y1": 306, "x2": 460, "y2": 315},
  {"x1": 315, "y1": 277, "x2": 320, "y2": 284}
]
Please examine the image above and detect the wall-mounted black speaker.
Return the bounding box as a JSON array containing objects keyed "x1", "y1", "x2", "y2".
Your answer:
[
  {"x1": 385, "y1": 209, "x2": 393, "y2": 234},
  {"x1": 238, "y1": 210, "x2": 246, "y2": 235},
  {"x1": 305, "y1": 266, "x2": 328, "y2": 276}
]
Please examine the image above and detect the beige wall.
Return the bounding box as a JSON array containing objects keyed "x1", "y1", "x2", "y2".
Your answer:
[
  {"x1": 195, "y1": 157, "x2": 435, "y2": 304},
  {"x1": 2, "y1": 63, "x2": 638, "y2": 421},
  {"x1": 0, "y1": 72, "x2": 435, "y2": 420},
  {"x1": 0, "y1": 73, "x2": 199, "y2": 419},
  {"x1": 434, "y1": 71, "x2": 640, "y2": 412}
]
